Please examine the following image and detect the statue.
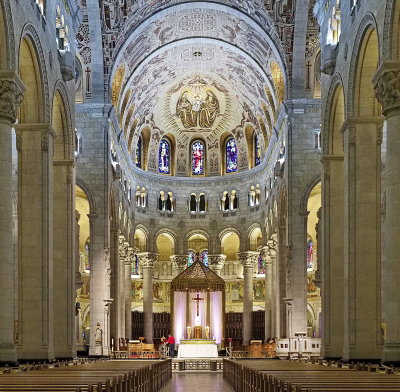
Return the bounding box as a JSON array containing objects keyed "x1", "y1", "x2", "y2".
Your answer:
[{"x1": 95, "y1": 322, "x2": 103, "y2": 343}]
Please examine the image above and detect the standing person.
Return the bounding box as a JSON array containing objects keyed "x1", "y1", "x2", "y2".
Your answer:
[{"x1": 167, "y1": 334, "x2": 175, "y2": 358}]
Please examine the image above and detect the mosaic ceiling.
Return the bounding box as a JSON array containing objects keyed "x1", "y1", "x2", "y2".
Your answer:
[{"x1": 105, "y1": 0, "x2": 288, "y2": 175}]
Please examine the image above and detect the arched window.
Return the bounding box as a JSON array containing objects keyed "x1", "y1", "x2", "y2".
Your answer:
[
  {"x1": 132, "y1": 254, "x2": 139, "y2": 276},
  {"x1": 307, "y1": 235, "x2": 314, "y2": 271},
  {"x1": 258, "y1": 254, "x2": 265, "y2": 274},
  {"x1": 166, "y1": 192, "x2": 173, "y2": 212},
  {"x1": 190, "y1": 194, "x2": 197, "y2": 212},
  {"x1": 199, "y1": 194, "x2": 206, "y2": 212},
  {"x1": 158, "y1": 192, "x2": 165, "y2": 211},
  {"x1": 226, "y1": 137, "x2": 238, "y2": 173},
  {"x1": 254, "y1": 134, "x2": 261, "y2": 166},
  {"x1": 159, "y1": 138, "x2": 171, "y2": 174},
  {"x1": 200, "y1": 250, "x2": 209, "y2": 267},
  {"x1": 188, "y1": 251, "x2": 196, "y2": 267},
  {"x1": 191, "y1": 140, "x2": 205, "y2": 175},
  {"x1": 135, "y1": 137, "x2": 142, "y2": 168}
]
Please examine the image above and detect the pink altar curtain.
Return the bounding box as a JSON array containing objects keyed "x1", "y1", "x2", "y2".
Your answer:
[
  {"x1": 173, "y1": 291, "x2": 186, "y2": 344},
  {"x1": 210, "y1": 291, "x2": 223, "y2": 344}
]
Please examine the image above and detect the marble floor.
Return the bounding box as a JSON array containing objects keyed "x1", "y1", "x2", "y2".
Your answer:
[{"x1": 160, "y1": 373, "x2": 234, "y2": 392}]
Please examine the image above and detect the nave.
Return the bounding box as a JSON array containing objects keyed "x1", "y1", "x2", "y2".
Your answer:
[{"x1": 160, "y1": 373, "x2": 233, "y2": 392}]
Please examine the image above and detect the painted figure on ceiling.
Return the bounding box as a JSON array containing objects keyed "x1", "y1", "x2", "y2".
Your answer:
[{"x1": 199, "y1": 90, "x2": 220, "y2": 128}]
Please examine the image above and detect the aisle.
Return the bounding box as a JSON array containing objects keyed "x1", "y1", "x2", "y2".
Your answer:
[{"x1": 160, "y1": 373, "x2": 234, "y2": 392}]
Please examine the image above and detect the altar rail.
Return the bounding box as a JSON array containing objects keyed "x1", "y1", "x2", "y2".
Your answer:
[
  {"x1": 172, "y1": 359, "x2": 223, "y2": 371},
  {"x1": 275, "y1": 338, "x2": 321, "y2": 359}
]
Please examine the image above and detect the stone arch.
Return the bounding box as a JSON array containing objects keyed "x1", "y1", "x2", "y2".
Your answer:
[
  {"x1": 19, "y1": 23, "x2": 49, "y2": 123},
  {"x1": 247, "y1": 223, "x2": 263, "y2": 251},
  {"x1": 300, "y1": 174, "x2": 321, "y2": 216},
  {"x1": 134, "y1": 224, "x2": 149, "y2": 252},
  {"x1": 0, "y1": 0, "x2": 15, "y2": 69},
  {"x1": 323, "y1": 74, "x2": 345, "y2": 155},
  {"x1": 219, "y1": 228, "x2": 241, "y2": 261},
  {"x1": 155, "y1": 229, "x2": 176, "y2": 261},
  {"x1": 347, "y1": 13, "x2": 380, "y2": 116},
  {"x1": 154, "y1": 228, "x2": 178, "y2": 253},
  {"x1": 52, "y1": 81, "x2": 74, "y2": 160},
  {"x1": 383, "y1": 0, "x2": 400, "y2": 60},
  {"x1": 76, "y1": 177, "x2": 97, "y2": 215}
]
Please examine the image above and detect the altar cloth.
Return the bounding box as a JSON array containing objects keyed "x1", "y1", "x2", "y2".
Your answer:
[{"x1": 177, "y1": 343, "x2": 218, "y2": 358}]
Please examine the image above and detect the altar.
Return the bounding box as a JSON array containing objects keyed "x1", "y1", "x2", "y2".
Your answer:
[
  {"x1": 178, "y1": 339, "x2": 218, "y2": 358},
  {"x1": 170, "y1": 261, "x2": 226, "y2": 349}
]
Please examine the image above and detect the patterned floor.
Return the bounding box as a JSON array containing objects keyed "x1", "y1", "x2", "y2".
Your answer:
[{"x1": 160, "y1": 373, "x2": 234, "y2": 391}]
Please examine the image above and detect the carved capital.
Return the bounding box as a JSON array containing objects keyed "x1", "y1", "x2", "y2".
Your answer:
[
  {"x1": 238, "y1": 251, "x2": 259, "y2": 268},
  {"x1": 373, "y1": 61, "x2": 400, "y2": 115},
  {"x1": 137, "y1": 252, "x2": 158, "y2": 268},
  {"x1": 118, "y1": 235, "x2": 128, "y2": 261},
  {"x1": 259, "y1": 246, "x2": 271, "y2": 263},
  {"x1": 170, "y1": 254, "x2": 188, "y2": 270},
  {"x1": 0, "y1": 71, "x2": 25, "y2": 123},
  {"x1": 126, "y1": 247, "x2": 135, "y2": 265},
  {"x1": 208, "y1": 254, "x2": 226, "y2": 269}
]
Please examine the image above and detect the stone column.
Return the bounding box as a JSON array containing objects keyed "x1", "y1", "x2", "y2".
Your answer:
[
  {"x1": 88, "y1": 214, "x2": 111, "y2": 356},
  {"x1": 170, "y1": 255, "x2": 187, "y2": 277},
  {"x1": 238, "y1": 251, "x2": 259, "y2": 346},
  {"x1": 208, "y1": 254, "x2": 226, "y2": 276},
  {"x1": 109, "y1": 230, "x2": 121, "y2": 343},
  {"x1": 0, "y1": 71, "x2": 24, "y2": 363},
  {"x1": 53, "y1": 159, "x2": 76, "y2": 358},
  {"x1": 138, "y1": 252, "x2": 158, "y2": 344},
  {"x1": 260, "y1": 246, "x2": 272, "y2": 341},
  {"x1": 15, "y1": 123, "x2": 56, "y2": 360},
  {"x1": 119, "y1": 236, "x2": 128, "y2": 338},
  {"x1": 125, "y1": 247, "x2": 134, "y2": 339},
  {"x1": 374, "y1": 62, "x2": 400, "y2": 362},
  {"x1": 268, "y1": 232, "x2": 279, "y2": 338},
  {"x1": 341, "y1": 116, "x2": 383, "y2": 360},
  {"x1": 321, "y1": 155, "x2": 344, "y2": 358}
]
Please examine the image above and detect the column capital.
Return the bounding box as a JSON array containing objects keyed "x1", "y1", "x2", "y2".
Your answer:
[
  {"x1": 170, "y1": 254, "x2": 188, "y2": 270},
  {"x1": 137, "y1": 252, "x2": 158, "y2": 268},
  {"x1": 208, "y1": 254, "x2": 226, "y2": 269},
  {"x1": 0, "y1": 71, "x2": 25, "y2": 123},
  {"x1": 126, "y1": 247, "x2": 135, "y2": 265},
  {"x1": 259, "y1": 246, "x2": 271, "y2": 263},
  {"x1": 238, "y1": 251, "x2": 259, "y2": 268},
  {"x1": 373, "y1": 60, "x2": 400, "y2": 116}
]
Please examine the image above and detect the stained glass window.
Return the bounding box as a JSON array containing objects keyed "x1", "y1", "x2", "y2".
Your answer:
[
  {"x1": 135, "y1": 137, "x2": 142, "y2": 168},
  {"x1": 132, "y1": 254, "x2": 139, "y2": 275},
  {"x1": 200, "y1": 250, "x2": 209, "y2": 267},
  {"x1": 188, "y1": 251, "x2": 195, "y2": 267},
  {"x1": 307, "y1": 237, "x2": 314, "y2": 270},
  {"x1": 226, "y1": 137, "x2": 238, "y2": 173},
  {"x1": 159, "y1": 138, "x2": 170, "y2": 174},
  {"x1": 192, "y1": 141, "x2": 205, "y2": 175},
  {"x1": 255, "y1": 134, "x2": 261, "y2": 166},
  {"x1": 258, "y1": 254, "x2": 265, "y2": 274}
]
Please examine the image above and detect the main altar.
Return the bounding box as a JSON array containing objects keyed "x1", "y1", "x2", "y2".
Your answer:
[{"x1": 170, "y1": 261, "x2": 225, "y2": 358}]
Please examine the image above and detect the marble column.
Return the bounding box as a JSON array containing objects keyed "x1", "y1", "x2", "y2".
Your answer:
[
  {"x1": 341, "y1": 116, "x2": 383, "y2": 360},
  {"x1": 15, "y1": 123, "x2": 56, "y2": 360},
  {"x1": 0, "y1": 71, "x2": 24, "y2": 363},
  {"x1": 268, "y1": 232, "x2": 279, "y2": 338},
  {"x1": 208, "y1": 254, "x2": 226, "y2": 276},
  {"x1": 125, "y1": 247, "x2": 134, "y2": 339},
  {"x1": 171, "y1": 255, "x2": 187, "y2": 277},
  {"x1": 238, "y1": 251, "x2": 259, "y2": 346},
  {"x1": 109, "y1": 230, "x2": 122, "y2": 343},
  {"x1": 118, "y1": 236, "x2": 128, "y2": 338},
  {"x1": 374, "y1": 62, "x2": 400, "y2": 362},
  {"x1": 260, "y1": 246, "x2": 272, "y2": 341},
  {"x1": 138, "y1": 252, "x2": 158, "y2": 343}
]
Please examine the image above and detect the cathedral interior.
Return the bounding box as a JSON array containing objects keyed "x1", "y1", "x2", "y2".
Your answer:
[{"x1": 1, "y1": 0, "x2": 400, "y2": 368}]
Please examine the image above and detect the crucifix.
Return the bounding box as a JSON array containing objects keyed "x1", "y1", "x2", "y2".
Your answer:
[{"x1": 192, "y1": 293, "x2": 204, "y2": 317}]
